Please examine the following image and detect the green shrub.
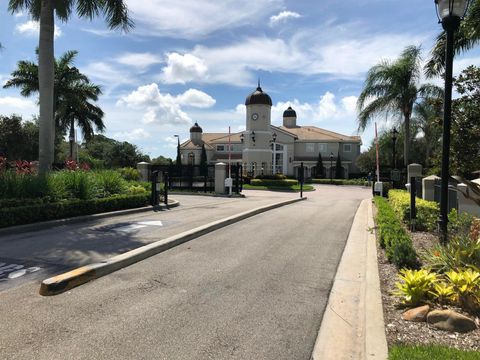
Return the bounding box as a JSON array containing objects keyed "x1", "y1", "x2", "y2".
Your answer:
[
  {"x1": 255, "y1": 174, "x2": 287, "y2": 180},
  {"x1": 388, "y1": 189, "x2": 439, "y2": 231},
  {"x1": 394, "y1": 268, "x2": 437, "y2": 306},
  {"x1": 94, "y1": 170, "x2": 127, "y2": 197},
  {"x1": 0, "y1": 171, "x2": 50, "y2": 199},
  {"x1": 50, "y1": 170, "x2": 96, "y2": 200},
  {"x1": 374, "y1": 196, "x2": 418, "y2": 268},
  {"x1": 308, "y1": 178, "x2": 368, "y2": 186},
  {"x1": 250, "y1": 179, "x2": 299, "y2": 187},
  {"x1": 118, "y1": 167, "x2": 141, "y2": 181},
  {"x1": 0, "y1": 193, "x2": 149, "y2": 228}
]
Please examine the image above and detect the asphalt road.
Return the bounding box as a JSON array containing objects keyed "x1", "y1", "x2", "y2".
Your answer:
[
  {"x1": 0, "y1": 191, "x2": 297, "y2": 292},
  {"x1": 0, "y1": 185, "x2": 370, "y2": 360}
]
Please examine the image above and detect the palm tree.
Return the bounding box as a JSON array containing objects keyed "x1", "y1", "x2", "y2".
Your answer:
[
  {"x1": 357, "y1": 46, "x2": 442, "y2": 167},
  {"x1": 4, "y1": 50, "x2": 105, "y2": 159},
  {"x1": 8, "y1": 0, "x2": 133, "y2": 173},
  {"x1": 425, "y1": 0, "x2": 480, "y2": 77},
  {"x1": 412, "y1": 98, "x2": 443, "y2": 168}
]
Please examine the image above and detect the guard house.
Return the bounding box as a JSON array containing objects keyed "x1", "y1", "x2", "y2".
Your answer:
[{"x1": 179, "y1": 84, "x2": 362, "y2": 179}]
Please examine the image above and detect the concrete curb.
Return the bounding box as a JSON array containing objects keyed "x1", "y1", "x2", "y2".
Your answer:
[
  {"x1": 0, "y1": 200, "x2": 180, "y2": 237},
  {"x1": 39, "y1": 197, "x2": 307, "y2": 296},
  {"x1": 310, "y1": 199, "x2": 388, "y2": 360}
]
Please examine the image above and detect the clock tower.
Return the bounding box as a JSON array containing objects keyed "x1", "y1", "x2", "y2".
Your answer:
[{"x1": 243, "y1": 82, "x2": 273, "y2": 176}]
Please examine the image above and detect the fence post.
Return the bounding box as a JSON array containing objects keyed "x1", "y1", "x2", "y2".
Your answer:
[{"x1": 164, "y1": 172, "x2": 168, "y2": 208}]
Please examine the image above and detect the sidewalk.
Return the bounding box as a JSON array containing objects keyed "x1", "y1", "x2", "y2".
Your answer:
[{"x1": 311, "y1": 199, "x2": 388, "y2": 360}]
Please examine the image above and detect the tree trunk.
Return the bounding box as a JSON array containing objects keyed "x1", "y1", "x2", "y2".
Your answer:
[
  {"x1": 404, "y1": 113, "x2": 411, "y2": 167},
  {"x1": 38, "y1": 0, "x2": 55, "y2": 174}
]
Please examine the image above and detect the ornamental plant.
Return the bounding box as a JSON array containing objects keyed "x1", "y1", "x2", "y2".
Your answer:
[
  {"x1": 446, "y1": 268, "x2": 480, "y2": 312},
  {"x1": 432, "y1": 282, "x2": 455, "y2": 306},
  {"x1": 394, "y1": 268, "x2": 437, "y2": 306}
]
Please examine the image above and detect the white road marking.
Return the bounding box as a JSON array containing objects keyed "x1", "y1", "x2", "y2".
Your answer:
[
  {"x1": 113, "y1": 224, "x2": 147, "y2": 232},
  {"x1": 137, "y1": 221, "x2": 163, "y2": 226}
]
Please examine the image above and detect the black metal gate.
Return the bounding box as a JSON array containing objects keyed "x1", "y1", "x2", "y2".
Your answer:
[{"x1": 150, "y1": 163, "x2": 243, "y2": 194}]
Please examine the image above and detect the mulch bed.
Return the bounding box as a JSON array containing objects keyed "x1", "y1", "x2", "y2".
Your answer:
[{"x1": 376, "y1": 228, "x2": 480, "y2": 351}]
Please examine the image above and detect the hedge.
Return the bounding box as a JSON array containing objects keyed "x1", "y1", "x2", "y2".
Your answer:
[
  {"x1": 250, "y1": 179, "x2": 299, "y2": 187},
  {"x1": 388, "y1": 189, "x2": 439, "y2": 231},
  {"x1": 374, "y1": 196, "x2": 418, "y2": 269},
  {"x1": 0, "y1": 193, "x2": 150, "y2": 228},
  {"x1": 308, "y1": 178, "x2": 368, "y2": 186}
]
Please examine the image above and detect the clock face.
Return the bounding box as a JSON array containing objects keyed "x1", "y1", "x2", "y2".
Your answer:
[{"x1": 251, "y1": 113, "x2": 259, "y2": 121}]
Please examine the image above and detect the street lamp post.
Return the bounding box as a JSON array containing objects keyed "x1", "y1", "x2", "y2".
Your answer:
[
  {"x1": 272, "y1": 132, "x2": 277, "y2": 174},
  {"x1": 330, "y1": 152, "x2": 334, "y2": 183},
  {"x1": 392, "y1": 127, "x2": 398, "y2": 170},
  {"x1": 435, "y1": 0, "x2": 470, "y2": 243}
]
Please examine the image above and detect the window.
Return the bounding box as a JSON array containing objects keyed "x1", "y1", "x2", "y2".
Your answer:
[
  {"x1": 318, "y1": 143, "x2": 327, "y2": 152},
  {"x1": 343, "y1": 144, "x2": 352, "y2": 152},
  {"x1": 306, "y1": 143, "x2": 315, "y2": 152},
  {"x1": 216, "y1": 145, "x2": 225, "y2": 151}
]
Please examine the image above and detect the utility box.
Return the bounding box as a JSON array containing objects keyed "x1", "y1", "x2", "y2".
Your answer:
[
  {"x1": 374, "y1": 182, "x2": 383, "y2": 196},
  {"x1": 407, "y1": 163, "x2": 422, "y2": 180}
]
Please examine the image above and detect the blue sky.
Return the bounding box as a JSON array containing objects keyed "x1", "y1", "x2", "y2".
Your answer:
[{"x1": 1, "y1": 0, "x2": 479, "y2": 159}]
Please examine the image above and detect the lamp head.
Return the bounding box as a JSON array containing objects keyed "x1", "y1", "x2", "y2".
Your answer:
[{"x1": 435, "y1": 0, "x2": 470, "y2": 22}]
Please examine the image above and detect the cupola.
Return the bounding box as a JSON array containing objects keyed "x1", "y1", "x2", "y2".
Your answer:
[
  {"x1": 283, "y1": 106, "x2": 297, "y2": 128},
  {"x1": 245, "y1": 81, "x2": 272, "y2": 106},
  {"x1": 190, "y1": 122, "x2": 203, "y2": 145}
]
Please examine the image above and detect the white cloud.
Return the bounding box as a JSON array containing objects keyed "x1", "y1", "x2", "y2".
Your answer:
[
  {"x1": 0, "y1": 96, "x2": 37, "y2": 114},
  {"x1": 112, "y1": 128, "x2": 151, "y2": 141},
  {"x1": 161, "y1": 53, "x2": 208, "y2": 84},
  {"x1": 270, "y1": 92, "x2": 358, "y2": 125},
  {"x1": 82, "y1": 61, "x2": 138, "y2": 93},
  {"x1": 116, "y1": 52, "x2": 162, "y2": 71},
  {"x1": 15, "y1": 20, "x2": 62, "y2": 39},
  {"x1": 269, "y1": 11, "x2": 301, "y2": 26},
  {"x1": 176, "y1": 89, "x2": 215, "y2": 108},
  {"x1": 117, "y1": 83, "x2": 216, "y2": 126},
  {"x1": 162, "y1": 27, "x2": 427, "y2": 87},
  {"x1": 126, "y1": 0, "x2": 283, "y2": 39}
]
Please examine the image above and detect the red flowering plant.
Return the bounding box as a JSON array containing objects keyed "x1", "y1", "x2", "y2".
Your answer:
[
  {"x1": 65, "y1": 159, "x2": 90, "y2": 171},
  {"x1": 15, "y1": 160, "x2": 35, "y2": 175},
  {"x1": 65, "y1": 159, "x2": 79, "y2": 171}
]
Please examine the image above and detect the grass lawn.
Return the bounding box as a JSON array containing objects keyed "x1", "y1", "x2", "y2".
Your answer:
[
  {"x1": 389, "y1": 344, "x2": 480, "y2": 360},
  {"x1": 242, "y1": 184, "x2": 314, "y2": 192}
]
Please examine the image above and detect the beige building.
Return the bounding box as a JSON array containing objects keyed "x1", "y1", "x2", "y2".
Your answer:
[{"x1": 179, "y1": 85, "x2": 362, "y2": 179}]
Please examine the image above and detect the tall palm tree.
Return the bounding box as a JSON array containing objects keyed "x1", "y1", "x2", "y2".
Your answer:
[
  {"x1": 8, "y1": 0, "x2": 133, "y2": 173},
  {"x1": 357, "y1": 46, "x2": 442, "y2": 167},
  {"x1": 425, "y1": 0, "x2": 480, "y2": 77},
  {"x1": 4, "y1": 50, "x2": 105, "y2": 159}
]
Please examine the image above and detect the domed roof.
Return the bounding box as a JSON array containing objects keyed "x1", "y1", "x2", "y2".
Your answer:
[
  {"x1": 190, "y1": 122, "x2": 203, "y2": 133},
  {"x1": 283, "y1": 106, "x2": 297, "y2": 118},
  {"x1": 245, "y1": 83, "x2": 272, "y2": 106}
]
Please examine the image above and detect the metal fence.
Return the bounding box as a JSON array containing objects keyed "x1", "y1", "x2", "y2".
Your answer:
[{"x1": 433, "y1": 179, "x2": 458, "y2": 212}]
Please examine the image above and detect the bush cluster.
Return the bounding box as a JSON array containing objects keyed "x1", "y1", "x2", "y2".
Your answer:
[
  {"x1": 374, "y1": 196, "x2": 418, "y2": 269},
  {"x1": 388, "y1": 189, "x2": 439, "y2": 231}
]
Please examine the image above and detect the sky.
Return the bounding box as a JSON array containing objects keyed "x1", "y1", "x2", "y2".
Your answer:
[{"x1": 1, "y1": 0, "x2": 480, "y2": 160}]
